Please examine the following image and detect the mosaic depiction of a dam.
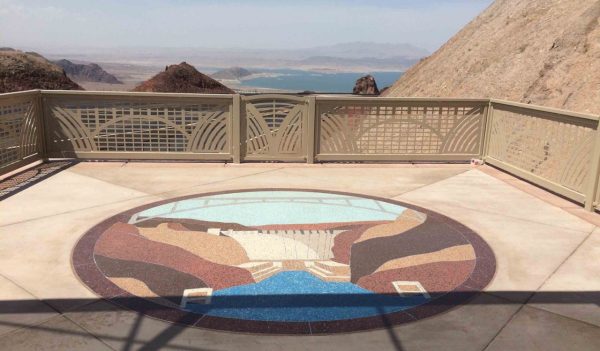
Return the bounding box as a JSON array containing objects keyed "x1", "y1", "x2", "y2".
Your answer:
[{"x1": 74, "y1": 190, "x2": 495, "y2": 333}]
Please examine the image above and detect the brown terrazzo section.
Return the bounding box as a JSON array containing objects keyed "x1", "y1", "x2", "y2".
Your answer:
[
  {"x1": 72, "y1": 188, "x2": 497, "y2": 335},
  {"x1": 137, "y1": 223, "x2": 249, "y2": 265},
  {"x1": 350, "y1": 219, "x2": 469, "y2": 282},
  {"x1": 95, "y1": 254, "x2": 207, "y2": 305},
  {"x1": 357, "y1": 260, "x2": 476, "y2": 294},
  {"x1": 94, "y1": 222, "x2": 254, "y2": 290}
]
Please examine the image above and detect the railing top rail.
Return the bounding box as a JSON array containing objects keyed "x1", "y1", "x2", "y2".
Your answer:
[
  {"x1": 39, "y1": 90, "x2": 235, "y2": 99},
  {"x1": 242, "y1": 94, "x2": 307, "y2": 103},
  {"x1": 490, "y1": 98, "x2": 599, "y2": 122},
  {"x1": 0, "y1": 90, "x2": 40, "y2": 101},
  {"x1": 315, "y1": 95, "x2": 490, "y2": 103}
]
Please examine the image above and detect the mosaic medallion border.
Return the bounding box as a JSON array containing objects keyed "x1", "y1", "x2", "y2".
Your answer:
[{"x1": 72, "y1": 188, "x2": 496, "y2": 335}]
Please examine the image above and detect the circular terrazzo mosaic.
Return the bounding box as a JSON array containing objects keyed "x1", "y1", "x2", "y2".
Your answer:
[{"x1": 73, "y1": 189, "x2": 496, "y2": 334}]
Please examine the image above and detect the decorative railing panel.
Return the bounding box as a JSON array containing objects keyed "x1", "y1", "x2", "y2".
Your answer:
[
  {"x1": 316, "y1": 98, "x2": 486, "y2": 161},
  {"x1": 43, "y1": 92, "x2": 233, "y2": 160},
  {"x1": 0, "y1": 92, "x2": 42, "y2": 173},
  {"x1": 2, "y1": 91, "x2": 600, "y2": 211},
  {"x1": 242, "y1": 95, "x2": 306, "y2": 160},
  {"x1": 486, "y1": 102, "x2": 597, "y2": 201}
]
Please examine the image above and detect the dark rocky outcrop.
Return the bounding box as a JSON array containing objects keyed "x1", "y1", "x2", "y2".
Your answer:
[
  {"x1": 0, "y1": 49, "x2": 82, "y2": 93},
  {"x1": 133, "y1": 62, "x2": 234, "y2": 94},
  {"x1": 352, "y1": 75, "x2": 379, "y2": 95},
  {"x1": 54, "y1": 59, "x2": 122, "y2": 84}
]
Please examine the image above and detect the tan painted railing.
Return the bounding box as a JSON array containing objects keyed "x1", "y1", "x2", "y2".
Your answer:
[
  {"x1": 0, "y1": 91, "x2": 44, "y2": 174},
  {"x1": 1, "y1": 90, "x2": 599, "y2": 210}
]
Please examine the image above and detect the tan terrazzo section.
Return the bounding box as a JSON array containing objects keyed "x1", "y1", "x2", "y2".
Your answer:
[
  {"x1": 138, "y1": 223, "x2": 249, "y2": 266},
  {"x1": 374, "y1": 244, "x2": 476, "y2": 273},
  {"x1": 355, "y1": 209, "x2": 425, "y2": 243}
]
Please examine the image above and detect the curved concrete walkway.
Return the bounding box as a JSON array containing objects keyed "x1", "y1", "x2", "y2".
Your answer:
[{"x1": 0, "y1": 162, "x2": 598, "y2": 351}]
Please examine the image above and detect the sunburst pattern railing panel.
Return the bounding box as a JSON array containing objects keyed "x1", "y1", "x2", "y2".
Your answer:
[
  {"x1": 317, "y1": 100, "x2": 485, "y2": 158},
  {"x1": 243, "y1": 96, "x2": 306, "y2": 159},
  {"x1": 44, "y1": 95, "x2": 232, "y2": 158},
  {"x1": 487, "y1": 105, "x2": 596, "y2": 196},
  {"x1": 0, "y1": 92, "x2": 42, "y2": 172}
]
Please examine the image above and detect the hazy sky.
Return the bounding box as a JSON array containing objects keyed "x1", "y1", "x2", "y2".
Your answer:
[{"x1": 0, "y1": 0, "x2": 493, "y2": 52}]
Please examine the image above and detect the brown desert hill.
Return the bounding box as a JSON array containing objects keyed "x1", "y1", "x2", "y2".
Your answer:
[
  {"x1": 54, "y1": 59, "x2": 122, "y2": 84},
  {"x1": 0, "y1": 49, "x2": 82, "y2": 93},
  {"x1": 383, "y1": 0, "x2": 600, "y2": 115},
  {"x1": 133, "y1": 62, "x2": 234, "y2": 94}
]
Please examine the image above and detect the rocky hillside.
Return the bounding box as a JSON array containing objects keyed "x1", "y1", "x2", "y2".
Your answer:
[
  {"x1": 0, "y1": 49, "x2": 82, "y2": 93},
  {"x1": 383, "y1": 0, "x2": 600, "y2": 115},
  {"x1": 133, "y1": 62, "x2": 234, "y2": 94},
  {"x1": 211, "y1": 67, "x2": 252, "y2": 80},
  {"x1": 54, "y1": 59, "x2": 122, "y2": 84}
]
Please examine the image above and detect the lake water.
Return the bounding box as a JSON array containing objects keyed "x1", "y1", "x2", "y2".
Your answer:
[
  {"x1": 241, "y1": 69, "x2": 403, "y2": 93},
  {"x1": 188, "y1": 271, "x2": 426, "y2": 322}
]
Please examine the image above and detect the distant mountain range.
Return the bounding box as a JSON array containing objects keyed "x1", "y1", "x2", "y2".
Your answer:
[
  {"x1": 54, "y1": 59, "x2": 122, "y2": 84},
  {"x1": 38, "y1": 42, "x2": 428, "y2": 72},
  {"x1": 211, "y1": 67, "x2": 253, "y2": 80}
]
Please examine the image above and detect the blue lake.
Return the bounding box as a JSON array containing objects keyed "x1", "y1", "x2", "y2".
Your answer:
[
  {"x1": 188, "y1": 271, "x2": 427, "y2": 322},
  {"x1": 241, "y1": 69, "x2": 403, "y2": 93}
]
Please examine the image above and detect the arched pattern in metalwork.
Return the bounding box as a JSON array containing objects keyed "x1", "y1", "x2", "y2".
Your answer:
[
  {"x1": 44, "y1": 98, "x2": 231, "y2": 155},
  {"x1": 0, "y1": 95, "x2": 41, "y2": 171},
  {"x1": 243, "y1": 95, "x2": 306, "y2": 159},
  {"x1": 318, "y1": 102, "x2": 484, "y2": 155}
]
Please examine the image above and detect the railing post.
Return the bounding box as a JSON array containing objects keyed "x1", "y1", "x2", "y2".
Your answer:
[
  {"x1": 481, "y1": 99, "x2": 494, "y2": 162},
  {"x1": 231, "y1": 94, "x2": 241, "y2": 163},
  {"x1": 584, "y1": 119, "x2": 600, "y2": 211},
  {"x1": 35, "y1": 90, "x2": 48, "y2": 161},
  {"x1": 305, "y1": 96, "x2": 316, "y2": 164}
]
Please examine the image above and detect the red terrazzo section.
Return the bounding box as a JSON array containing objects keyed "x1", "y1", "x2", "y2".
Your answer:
[
  {"x1": 94, "y1": 222, "x2": 254, "y2": 290},
  {"x1": 357, "y1": 260, "x2": 476, "y2": 294}
]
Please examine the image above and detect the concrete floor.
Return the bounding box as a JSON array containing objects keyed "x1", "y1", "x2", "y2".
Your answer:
[{"x1": 0, "y1": 162, "x2": 598, "y2": 351}]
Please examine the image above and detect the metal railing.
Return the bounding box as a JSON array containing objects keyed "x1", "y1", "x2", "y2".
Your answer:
[{"x1": 1, "y1": 90, "x2": 600, "y2": 210}]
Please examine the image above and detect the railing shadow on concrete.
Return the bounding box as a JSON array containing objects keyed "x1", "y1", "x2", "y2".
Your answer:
[
  {"x1": 0, "y1": 292, "x2": 597, "y2": 350},
  {"x1": 1, "y1": 90, "x2": 600, "y2": 210}
]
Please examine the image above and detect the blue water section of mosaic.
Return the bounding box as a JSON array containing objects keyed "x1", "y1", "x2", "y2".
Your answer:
[
  {"x1": 136, "y1": 191, "x2": 406, "y2": 226},
  {"x1": 188, "y1": 271, "x2": 426, "y2": 322}
]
